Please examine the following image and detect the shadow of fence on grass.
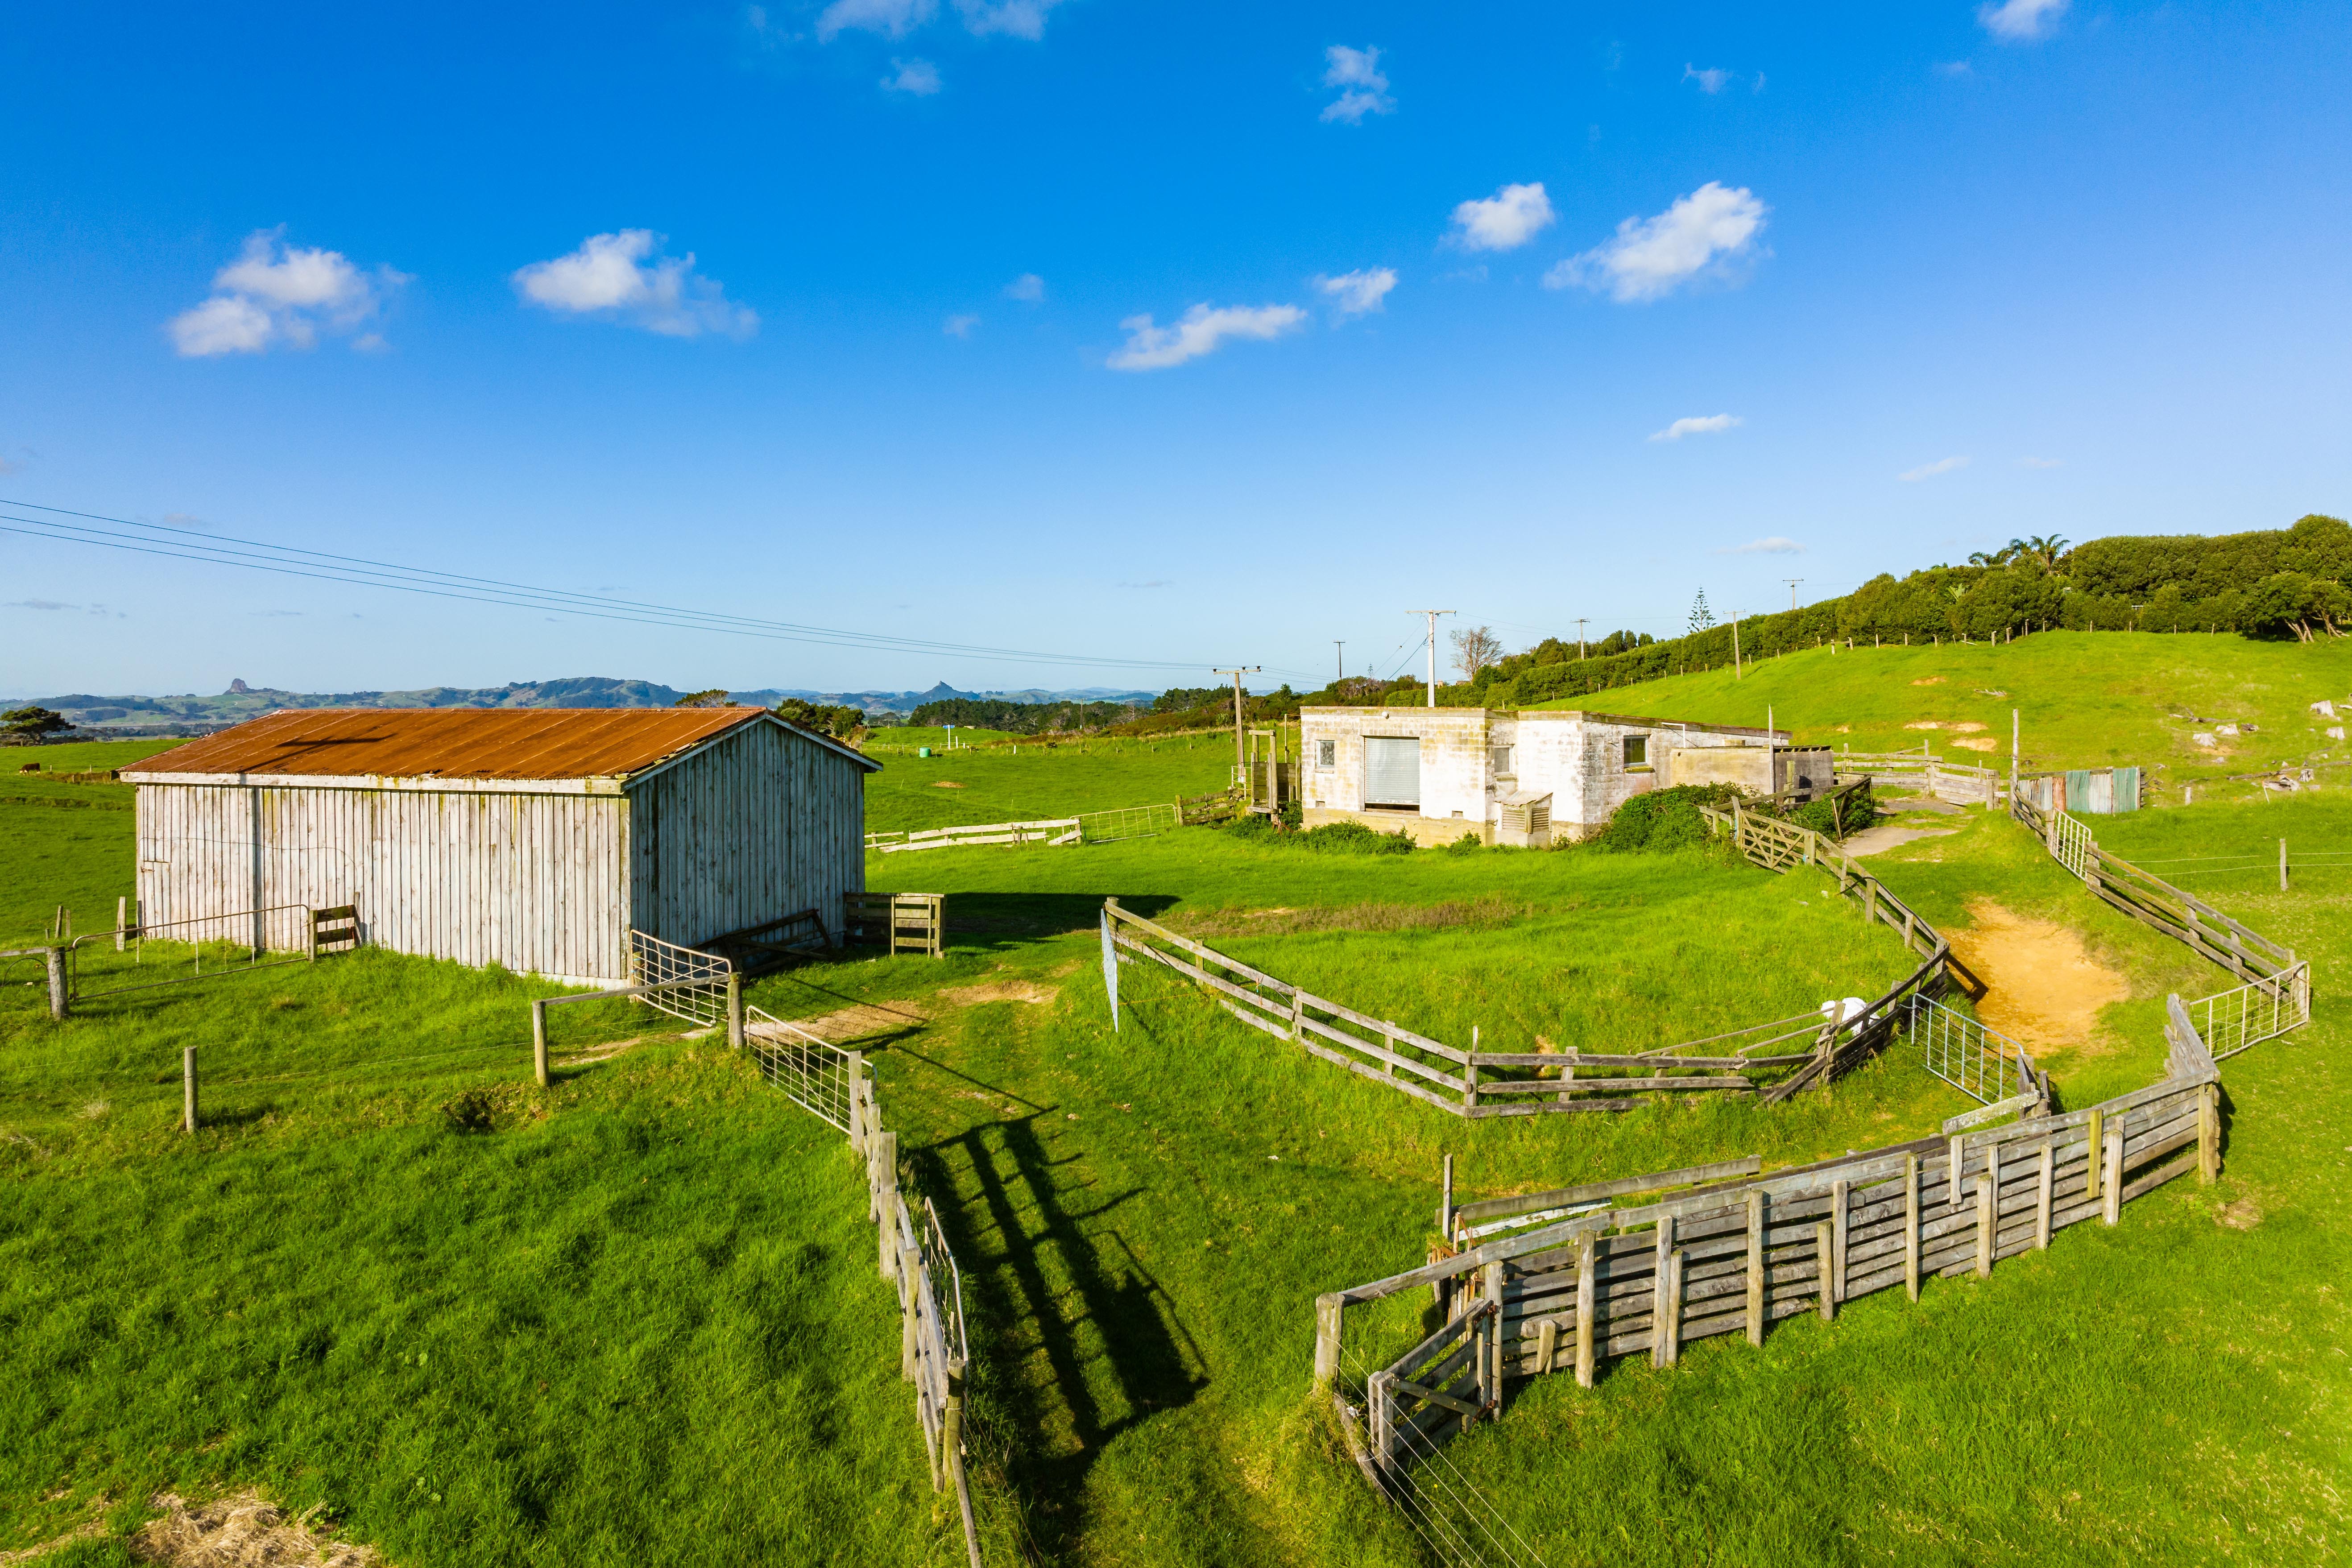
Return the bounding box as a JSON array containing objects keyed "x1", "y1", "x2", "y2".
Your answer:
[{"x1": 912, "y1": 1110, "x2": 1209, "y2": 1555}]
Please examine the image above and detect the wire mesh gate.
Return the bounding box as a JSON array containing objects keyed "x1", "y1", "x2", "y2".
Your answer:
[
  {"x1": 743, "y1": 1005, "x2": 856, "y2": 1129},
  {"x1": 1908, "y1": 993, "x2": 2035, "y2": 1105},
  {"x1": 626, "y1": 929, "x2": 734, "y2": 1029},
  {"x1": 2191, "y1": 965, "x2": 2311, "y2": 1060}
]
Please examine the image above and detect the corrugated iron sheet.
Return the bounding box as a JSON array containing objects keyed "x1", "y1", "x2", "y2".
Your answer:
[{"x1": 123, "y1": 706, "x2": 775, "y2": 781}]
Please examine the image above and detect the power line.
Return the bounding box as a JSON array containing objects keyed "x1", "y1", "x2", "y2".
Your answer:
[{"x1": 0, "y1": 498, "x2": 1321, "y2": 681}]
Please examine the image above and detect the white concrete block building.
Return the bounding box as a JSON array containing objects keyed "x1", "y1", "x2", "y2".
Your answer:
[{"x1": 1297, "y1": 707, "x2": 1785, "y2": 846}]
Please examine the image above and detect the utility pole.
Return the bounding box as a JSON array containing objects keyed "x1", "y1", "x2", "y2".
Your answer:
[
  {"x1": 1784, "y1": 579, "x2": 1804, "y2": 612},
  {"x1": 1574, "y1": 617, "x2": 1590, "y2": 660},
  {"x1": 1731, "y1": 612, "x2": 1743, "y2": 679},
  {"x1": 1408, "y1": 611, "x2": 1454, "y2": 708},
  {"x1": 1214, "y1": 666, "x2": 1260, "y2": 780},
  {"x1": 1333, "y1": 641, "x2": 1345, "y2": 686}
]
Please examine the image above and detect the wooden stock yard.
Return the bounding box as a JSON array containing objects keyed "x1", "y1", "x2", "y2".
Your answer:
[
  {"x1": 1099, "y1": 807, "x2": 1976, "y2": 1116},
  {"x1": 1316, "y1": 1006, "x2": 2228, "y2": 1494}
]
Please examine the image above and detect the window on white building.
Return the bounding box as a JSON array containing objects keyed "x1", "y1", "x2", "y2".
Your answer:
[
  {"x1": 1317, "y1": 739, "x2": 1337, "y2": 768},
  {"x1": 1489, "y1": 745, "x2": 1514, "y2": 777},
  {"x1": 1623, "y1": 734, "x2": 1649, "y2": 769}
]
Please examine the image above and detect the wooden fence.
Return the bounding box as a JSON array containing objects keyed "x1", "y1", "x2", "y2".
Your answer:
[
  {"x1": 1100, "y1": 849, "x2": 1958, "y2": 1116},
  {"x1": 846, "y1": 892, "x2": 946, "y2": 958},
  {"x1": 849, "y1": 1067, "x2": 985, "y2": 1568},
  {"x1": 2011, "y1": 793, "x2": 2311, "y2": 1018},
  {"x1": 1315, "y1": 1002, "x2": 2226, "y2": 1490},
  {"x1": 866, "y1": 800, "x2": 1186, "y2": 854},
  {"x1": 1834, "y1": 748, "x2": 2003, "y2": 806}
]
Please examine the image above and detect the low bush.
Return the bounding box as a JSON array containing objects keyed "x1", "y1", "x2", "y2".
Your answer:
[
  {"x1": 1787, "y1": 780, "x2": 1885, "y2": 840},
  {"x1": 1299, "y1": 820, "x2": 1415, "y2": 855},
  {"x1": 1592, "y1": 783, "x2": 1744, "y2": 854}
]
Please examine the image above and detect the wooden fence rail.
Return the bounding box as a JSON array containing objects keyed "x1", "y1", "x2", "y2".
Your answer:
[
  {"x1": 1100, "y1": 872, "x2": 1950, "y2": 1115},
  {"x1": 1317, "y1": 1016, "x2": 2225, "y2": 1487}
]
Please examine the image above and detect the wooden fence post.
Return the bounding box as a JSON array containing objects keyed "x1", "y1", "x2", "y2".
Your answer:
[
  {"x1": 532, "y1": 1000, "x2": 549, "y2": 1088},
  {"x1": 2198, "y1": 1084, "x2": 2220, "y2": 1183},
  {"x1": 726, "y1": 972, "x2": 744, "y2": 1051},
  {"x1": 2034, "y1": 1142, "x2": 2054, "y2": 1249},
  {"x1": 876, "y1": 1133, "x2": 900, "y2": 1278},
  {"x1": 183, "y1": 1046, "x2": 198, "y2": 1134},
  {"x1": 1746, "y1": 1190, "x2": 1766, "y2": 1346},
  {"x1": 1903, "y1": 1153, "x2": 1921, "y2": 1302},
  {"x1": 116, "y1": 895, "x2": 128, "y2": 953},
  {"x1": 1437, "y1": 1154, "x2": 1453, "y2": 1239},
  {"x1": 45, "y1": 947, "x2": 68, "y2": 1021},
  {"x1": 1830, "y1": 1178, "x2": 1849, "y2": 1303},
  {"x1": 1663, "y1": 1250, "x2": 1685, "y2": 1366},
  {"x1": 1815, "y1": 1223, "x2": 1834, "y2": 1321},
  {"x1": 1574, "y1": 1230, "x2": 1597, "y2": 1387},
  {"x1": 1947, "y1": 1134, "x2": 1965, "y2": 1208},
  {"x1": 2084, "y1": 1109, "x2": 2104, "y2": 1206},
  {"x1": 1651, "y1": 1216, "x2": 1676, "y2": 1366},
  {"x1": 847, "y1": 1051, "x2": 867, "y2": 1152},
  {"x1": 1313, "y1": 1294, "x2": 1344, "y2": 1389},
  {"x1": 899, "y1": 1246, "x2": 920, "y2": 1382},
  {"x1": 1975, "y1": 1179, "x2": 1995, "y2": 1277},
  {"x1": 1482, "y1": 1260, "x2": 1505, "y2": 1403},
  {"x1": 2102, "y1": 1129, "x2": 2124, "y2": 1224}
]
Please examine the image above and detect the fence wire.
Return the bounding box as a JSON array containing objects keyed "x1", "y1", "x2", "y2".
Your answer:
[
  {"x1": 1076, "y1": 802, "x2": 1179, "y2": 845},
  {"x1": 2190, "y1": 968, "x2": 2309, "y2": 1060}
]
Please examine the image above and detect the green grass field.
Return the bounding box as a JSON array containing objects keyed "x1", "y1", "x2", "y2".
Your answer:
[
  {"x1": 4, "y1": 645, "x2": 2348, "y2": 1564},
  {"x1": 867, "y1": 732, "x2": 1231, "y2": 835},
  {"x1": 1526, "y1": 629, "x2": 2352, "y2": 789}
]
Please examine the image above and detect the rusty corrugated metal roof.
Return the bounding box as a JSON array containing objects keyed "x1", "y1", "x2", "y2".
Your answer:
[{"x1": 122, "y1": 706, "x2": 783, "y2": 781}]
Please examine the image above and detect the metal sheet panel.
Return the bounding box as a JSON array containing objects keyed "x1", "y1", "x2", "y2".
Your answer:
[
  {"x1": 122, "y1": 706, "x2": 796, "y2": 781},
  {"x1": 1364, "y1": 736, "x2": 1422, "y2": 807}
]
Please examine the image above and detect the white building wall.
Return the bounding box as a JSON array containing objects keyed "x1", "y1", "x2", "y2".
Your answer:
[{"x1": 133, "y1": 782, "x2": 631, "y2": 983}]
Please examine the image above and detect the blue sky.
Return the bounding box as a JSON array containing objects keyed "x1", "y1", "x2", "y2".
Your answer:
[{"x1": 4, "y1": 0, "x2": 2347, "y2": 698}]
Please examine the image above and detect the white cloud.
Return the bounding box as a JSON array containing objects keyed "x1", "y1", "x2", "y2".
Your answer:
[
  {"x1": 1713, "y1": 536, "x2": 1805, "y2": 555},
  {"x1": 1321, "y1": 45, "x2": 1394, "y2": 123},
  {"x1": 743, "y1": 4, "x2": 800, "y2": 46},
  {"x1": 1004, "y1": 273, "x2": 1045, "y2": 302},
  {"x1": 1936, "y1": 60, "x2": 1975, "y2": 77},
  {"x1": 883, "y1": 56, "x2": 941, "y2": 93},
  {"x1": 167, "y1": 231, "x2": 407, "y2": 357},
  {"x1": 1106, "y1": 302, "x2": 1307, "y2": 371},
  {"x1": 944, "y1": 313, "x2": 979, "y2": 338},
  {"x1": 1899, "y1": 455, "x2": 1971, "y2": 481},
  {"x1": 952, "y1": 0, "x2": 1067, "y2": 38},
  {"x1": 1649, "y1": 414, "x2": 1742, "y2": 442},
  {"x1": 1447, "y1": 182, "x2": 1555, "y2": 252},
  {"x1": 2017, "y1": 455, "x2": 2063, "y2": 468},
  {"x1": 1979, "y1": 0, "x2": 2067, "y2": 41},
  {"x1": 816, "y1": 0, "x2": 932, "y2": 41},
  {"x1": 1683, "y1": 64, "x2": 1733, "y2": 93},
  {"x1": 1315, "y1": 267, "x2": 1397, "y2": 318},
  {"x1": 1545, "y1": 181, "x2": 1768, "y2": 302},
  {"x1": 512, "y1": 231, "x2": 758, "y2": 339}
]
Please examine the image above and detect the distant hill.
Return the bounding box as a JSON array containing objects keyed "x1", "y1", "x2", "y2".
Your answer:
[{"x1": 8, "y1": 676, "x2": 1162, "y2": 738}]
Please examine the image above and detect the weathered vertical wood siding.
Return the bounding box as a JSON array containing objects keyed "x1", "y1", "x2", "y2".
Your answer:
[
  {"x1": 627, "y1": 720, "x2": 868, "y2": 948},
  {"x1": 135, "y1": 781, "x2": 633, "y2": 982}
]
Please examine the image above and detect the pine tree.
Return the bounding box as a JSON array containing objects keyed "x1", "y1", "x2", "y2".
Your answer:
[{"x1": 1689, "y1": 591, "x2": 1716, "y2": 636}]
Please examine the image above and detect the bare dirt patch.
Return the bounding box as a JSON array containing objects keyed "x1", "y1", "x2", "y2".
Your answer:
[
  {"x1": 132, "y1": 1491, "x2": 380, "y2": 1566},
  {"x1": 929, "y1": 780, "x2": 967, "y2": 789},
  {"x1": 2216, "y1": 1196, "x2": 2265, "y2": 1231},
  {"x1": 1943, "y1": 900, "x2": 2132, "y2": 1052},
  {"x1": 773, "y1": 1001, "x2": 930, "y2": 1043},
  {"x1": 939, "y1": 980, "x2": 1060, "y2": 1008},
  {"x1": 1910, "y1": 677, "x2": 1946, "y2": 686},
  {"x1": 1953, "y1": 737, "x2": 1998, "y2": 752}
]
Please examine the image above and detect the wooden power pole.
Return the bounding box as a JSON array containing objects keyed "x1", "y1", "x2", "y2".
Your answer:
[{"x1": 1214, "y1": 666, "x2": 1259, "y2": 780}]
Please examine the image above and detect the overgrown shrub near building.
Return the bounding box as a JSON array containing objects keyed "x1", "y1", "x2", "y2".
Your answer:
[{"x1": 1592, "y1": 784, "x2": 1745, "y2": 854}]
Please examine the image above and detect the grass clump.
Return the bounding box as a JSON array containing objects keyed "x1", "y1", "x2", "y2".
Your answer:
[{"x1": 1300, "y1": 820, "x2": 1414, "y2": 855}]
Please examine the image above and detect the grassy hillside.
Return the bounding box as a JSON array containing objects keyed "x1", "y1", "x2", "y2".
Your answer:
[
  {"x1": 6, "y1": 679, "x2": 2348, "y2": 1564},
  {"x1": 1525, "y1": 630, "x2": 2352, "y2": 787}
]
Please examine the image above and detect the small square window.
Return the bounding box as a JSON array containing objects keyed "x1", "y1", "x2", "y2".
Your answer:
[
  {"x1": 1623, "y1": 735, "x2": 1648, "y2": 768},
  {"x1": 1317, "y1": 739, "x2": 1337, "y2": 768},
  {"x1": 1489, "y1": 745, "x2": 1514, "y2": 776}
]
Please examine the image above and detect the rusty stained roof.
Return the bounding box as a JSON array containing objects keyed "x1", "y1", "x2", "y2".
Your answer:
[{"x1": 123, "y1": 706, "x2": 790, "y2": 781}]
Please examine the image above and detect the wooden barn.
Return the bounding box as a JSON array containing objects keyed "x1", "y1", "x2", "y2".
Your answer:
[{"x1": 119, "y1": 707, "x2": 879, "y2": 985}]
